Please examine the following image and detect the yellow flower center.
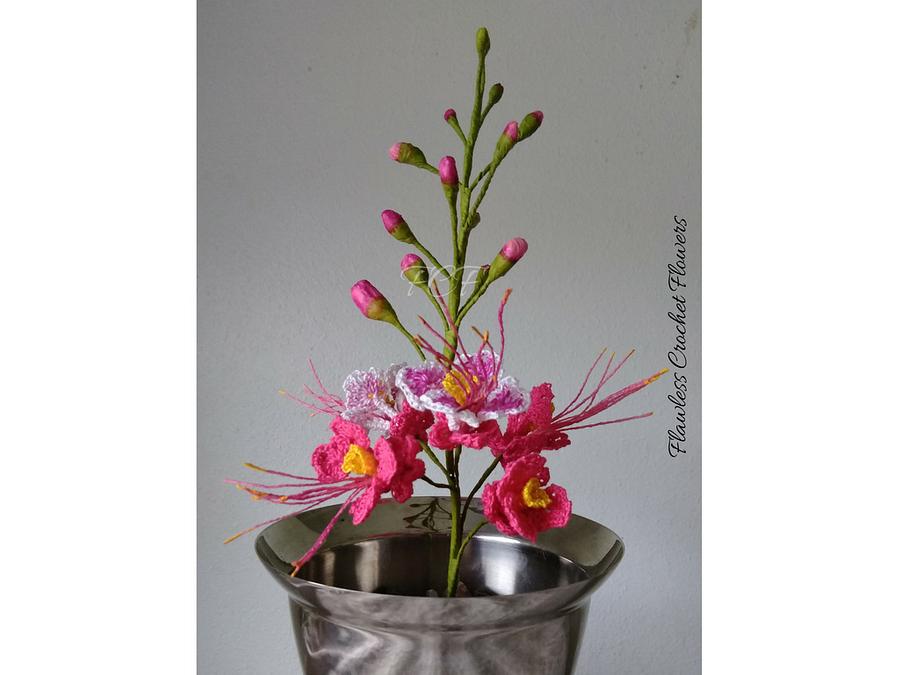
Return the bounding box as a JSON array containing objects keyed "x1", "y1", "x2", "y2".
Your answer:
[
  {"x1": 341, "y1": 443, "x2": 377, "y2": 476},
  {"x1": 521, "y1": 477, "x2": 552, "y2": 509},
  {"x1": 442, "y1": 372, "x2": 477, "y2": 406}
]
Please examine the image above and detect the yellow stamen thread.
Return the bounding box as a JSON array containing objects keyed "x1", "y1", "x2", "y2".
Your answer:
[
  {"x1": 341, "y1": 443, "x2": 377, "y2": 476},
  {"x1": 521, "y1": 477, "x2": 552, "y2": 509},
  {"x1": 243, "y1": 462, "x2": 266, "y2": 472},
  {"x1": 645, "y1": 368, "x2": 669, "y2": 384},
  {"x1": 442, "y1": 372, "x2": 477, "y2": 406},
  {"x1": 224, "y1": 531, "x2": 246, "y2": 545},
  {"x1": 234, "y1": 483, "x2": 265, "y2": 500}
]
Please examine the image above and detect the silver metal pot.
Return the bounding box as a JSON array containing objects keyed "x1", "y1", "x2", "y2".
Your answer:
[{"x1": 255, "y1": 497, "x2": 623, "y2": 674}]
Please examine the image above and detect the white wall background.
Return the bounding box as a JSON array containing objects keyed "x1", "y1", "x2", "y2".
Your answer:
[{"x1": 199, "y1": 1, "x2": 700, "y2": 673}]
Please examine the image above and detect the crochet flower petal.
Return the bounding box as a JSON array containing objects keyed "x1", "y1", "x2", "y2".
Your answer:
[
  {"x1": 350, "y1": 483, "x2": 381, "y2": 525},
  {"x1": 480, "y1": 376, "x2": 529, "y2": 419},
  {"x1": 428, "y1": 414, "x2": 501, "y2": 450},
  {"x1": 374, "y1": 435, "x2": 424, "y2": 503},
  {"x1": 311, "y1": 437, "x2": 347, "y2": 482},
  {"x1": 388, "y1": 402, "x2": 433, "y2": 441},
  {"x1": 396, "y1": 361, "x2": 447, "y2": 409}
]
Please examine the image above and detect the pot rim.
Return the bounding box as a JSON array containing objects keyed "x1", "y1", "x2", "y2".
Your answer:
[{"x1": 254, "y1": 496, "x2": 624, "y2": 604}]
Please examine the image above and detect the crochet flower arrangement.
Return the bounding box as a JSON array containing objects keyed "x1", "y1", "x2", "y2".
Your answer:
[{"x1": 227, "y1": 27, "x2": 665, "y2": 597}]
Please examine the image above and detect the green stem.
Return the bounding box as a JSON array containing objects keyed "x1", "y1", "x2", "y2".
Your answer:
[
  {"x1": 420, "y1": 441, "x2": 450, "y2": 481},
  {"x1": 461, "y1": 454, "x2": 501, "y2": 526},
  {"x1": 418, "y1": 284, "x2": 450, "y2": 335},
  {"x1": 445, "y1": 475, "x2": 462, "y2": 596},
  {"x1": 395, "y1": 323, "x2": 426, "y2": 360},
  {"x1": 462, "y1": 53, "x2": 486, "y2": 190},
  {"x1": 468, "y1": 164, "x2": 497, "y2": 223},
  {"x1": 458, "y1": 519, "x2": 488, "y2": 554},
  {"x1": 413, "y1": 241, "x2": 451, "y2": 281},
  {"x1": 471, "y1": 164, "x2": 491, "y2": 191},
  {"x1": 420, "y1": 475, "x2": 450, "y2": 489},
  {"x1": 456, "y1": 278, "x2": 491, "y2": 325}
]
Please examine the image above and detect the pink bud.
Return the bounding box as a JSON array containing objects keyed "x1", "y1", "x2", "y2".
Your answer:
[
  {"x1": 400, "y1": 253, "x2": 424, "y2": 272},
  {"x1": 350, "y1": 280, "x2": 397, "y2": 323},
  {"x1": 389, "y1": 141, "x2": 428, "y2": 167},
  {"x1": 532, "y1": 111, "x2": 544, "y2": 124},
  {"x1": 501, "y1": 237, "x2": 528, "y2": 262},
  {"x1": 438, "y1": 156, "x2": 458, "y2": 186},
  {"x1": 381, "y1": 209, "x2": 404, "y2": 234},
  {"x1": 444, "y1": 108, "x2": 457, "y2": 122},
  {"x1": 487, "y1": 238, "x2": 528, "y2": 282},
  {"x1": 382, "y1": 209, "x2": 416, "y2": 243},
  {"x1": 503, "y1": 121, "x2": 519, "y2": 142},
  {"x1": 400, "y1": 253, "x2": 429, "y2": 287}
]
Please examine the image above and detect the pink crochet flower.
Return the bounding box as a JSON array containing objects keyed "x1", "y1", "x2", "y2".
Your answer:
[
  {"x1": 492, "y1": 383, "x2": 570, "y2": 466},
  {"x1": 226, "y1": 416, "x2": 424, "y2": 574},
  {"x1": 491, "y1": 353, "x2": 669, "y2": 465},
  {"x1": 482, "y1": 454, "x2": 571, "y2": 542}
]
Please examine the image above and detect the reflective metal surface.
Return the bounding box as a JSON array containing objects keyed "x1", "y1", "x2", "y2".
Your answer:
[{"x1": 256, "y1": 497, "x2": 624, "y2": 674}]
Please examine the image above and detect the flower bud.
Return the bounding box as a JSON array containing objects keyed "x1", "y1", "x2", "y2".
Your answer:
[
  {"x1": 439, "y1": 155, "x2": 459, "y2": 205},
  {"x1": 518, "y1": 111, "x2": 543, "y2": 141},
  {"x1": 444, "y1": 108, "x2": 465, "y2": 140},
  {"x1": 476, "y1": 27, "x2": 490, "y2": 58},
  {"x1": 487, "y1": 238, "x2": 528, "y2": 281},
  {"x1": 351, "y1": 280, "x2": 399, "y2": 324},
  {"x1": 469, "y1": 212, "x2": 481, "y2": 230},
  {"x1": 381, "y1": 209, "x2": 417, "y2": 244},
  {"x1": 487, "y1": 83, "x2": 504, "y2": 107},
  {"x1": 438, "y1": 156, "x2": 458, "y2": 186},
  {"x1": 389, "y1": 142, "x2": 429, "y2": 168},
  {"x1": 401, "y1": 254, "x2": 429, "y2": 288},
  {"x1": 493, "y1": 121, "x2": 518, "y2": 164}
]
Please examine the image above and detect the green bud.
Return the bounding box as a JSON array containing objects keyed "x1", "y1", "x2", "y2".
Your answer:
[
  {"x1": 476, "y1": 27, "x2": 490, "y2": 58},
  {"x1": 517, "y1": 111, "x2": 544, "y2": 142},
  {"x1": 389, "y1": 142, "x2": 429, "y2": 169},
  {"x1": 492, "y1": 121, "x2": 519, "y2": 164},
  {"x1": 401, "y1": 254, "x2": 429, "y2": 289},
  {"x1": 488, "y1": 83, "x2": 504, "y2": 107}
]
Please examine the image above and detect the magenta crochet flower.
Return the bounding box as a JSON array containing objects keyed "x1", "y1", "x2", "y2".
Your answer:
[
  {"x1": 226, "y1": 416, "x2": 424, "y2": 574},
  {"x1": 492, "y1": 383, "x2": 571, "y2": 465},
  {"x1": 491, "y1": 353, "x2": 670, "y2": 466},
  {"x1": 482, "y1": 454, "x2": 572, "y2": 542}
]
